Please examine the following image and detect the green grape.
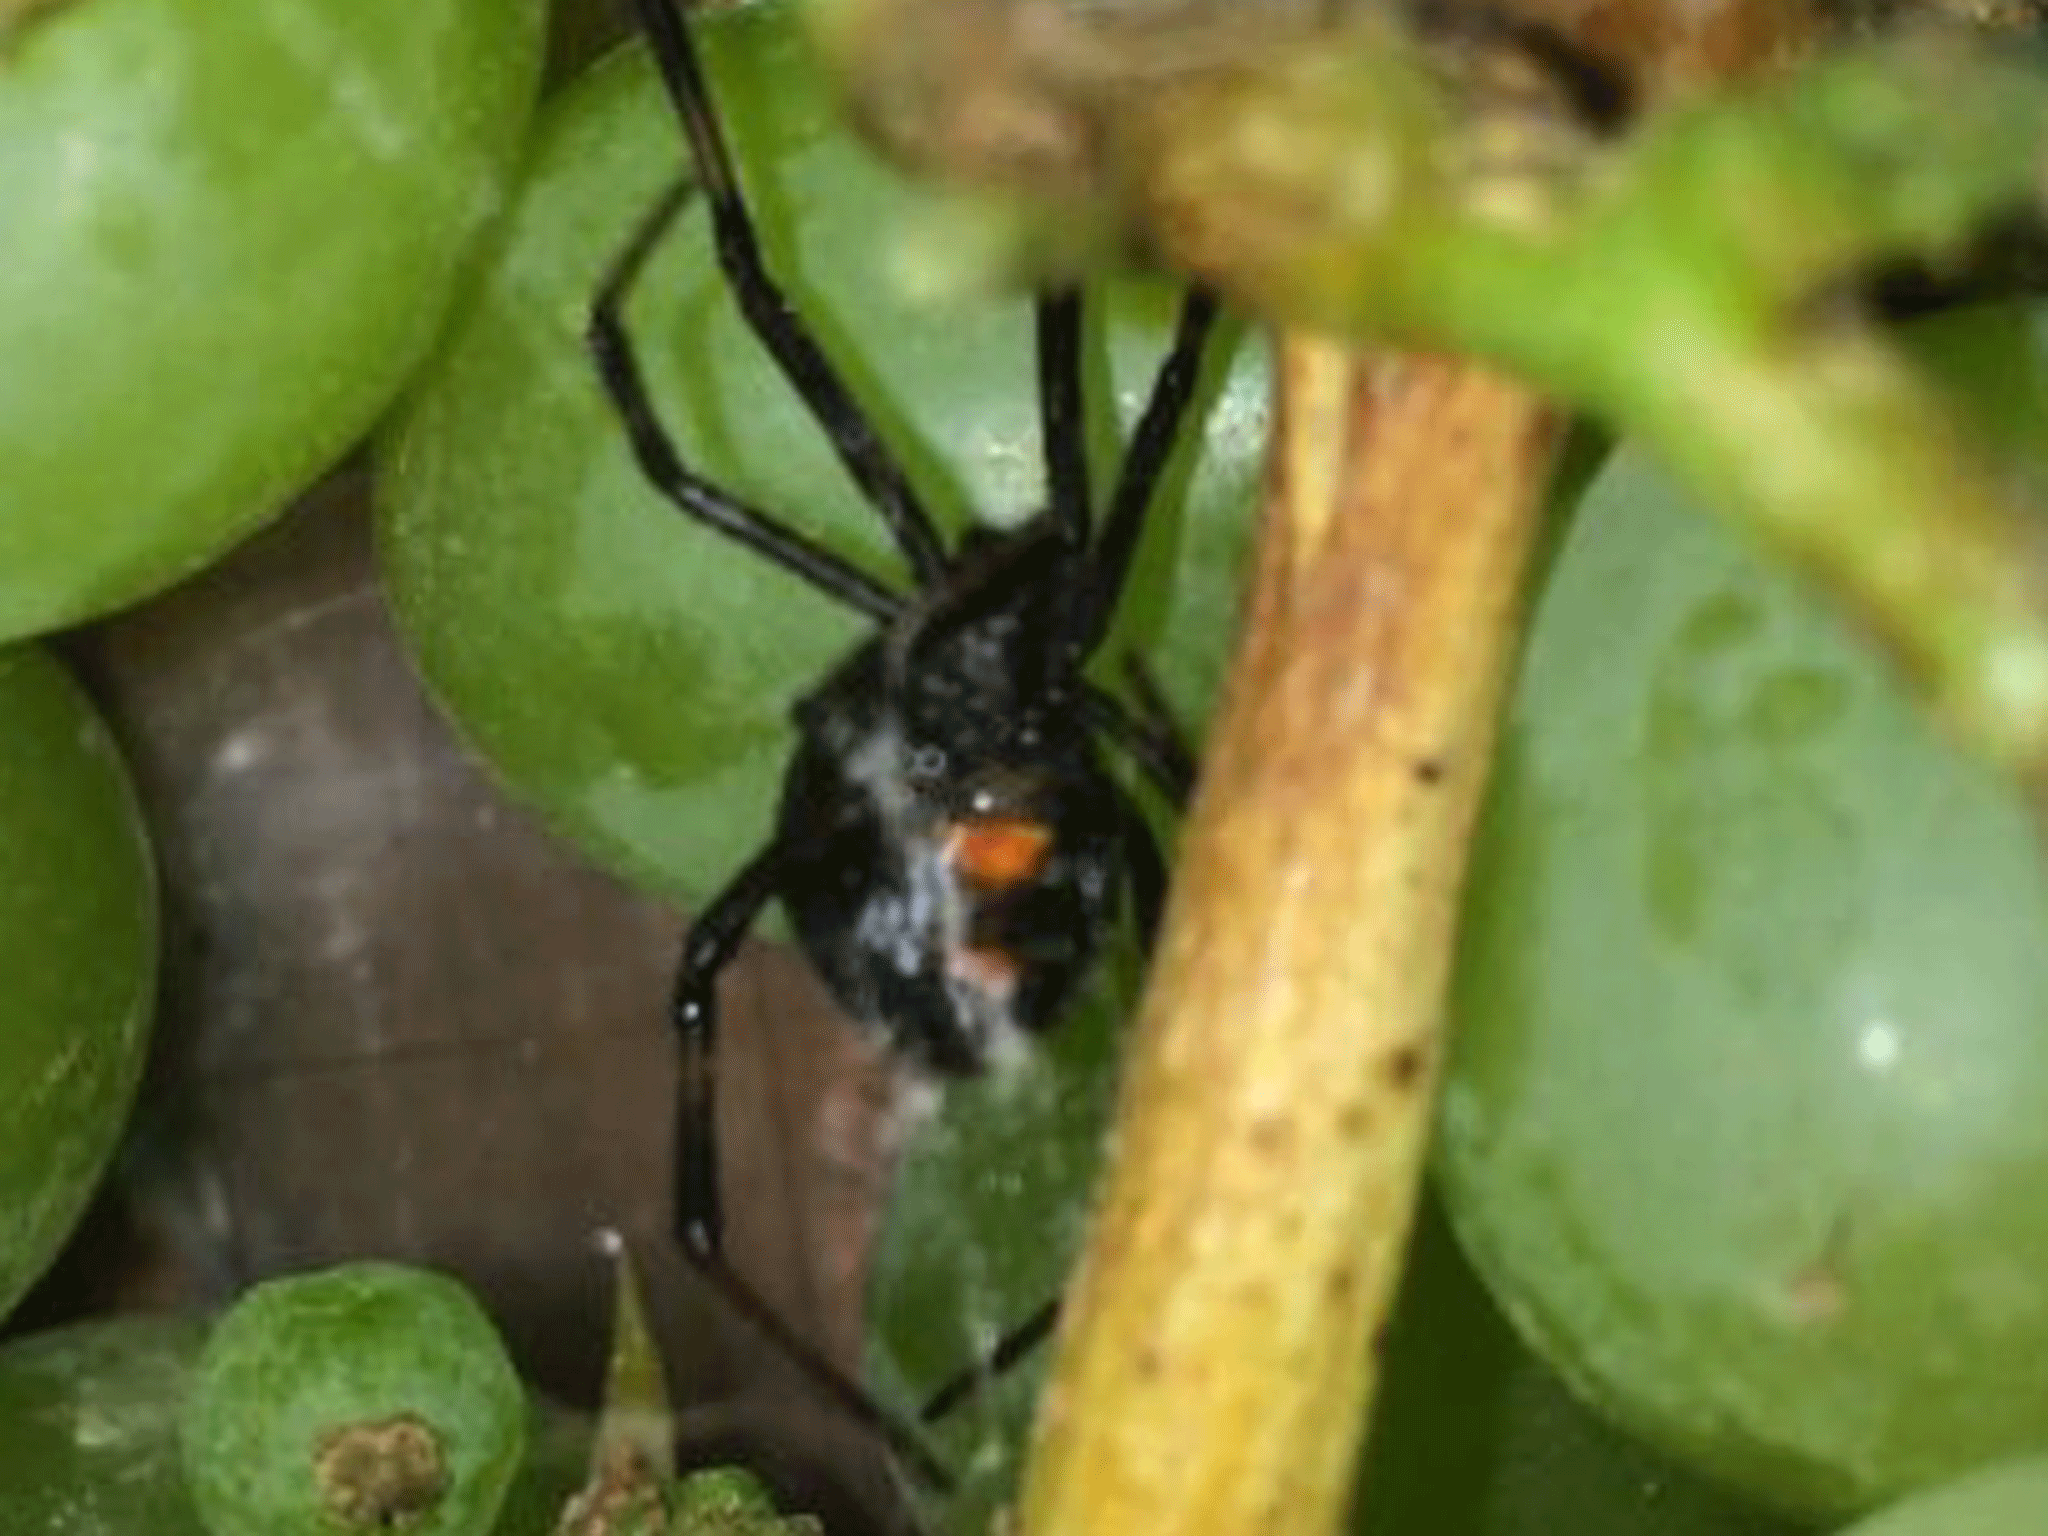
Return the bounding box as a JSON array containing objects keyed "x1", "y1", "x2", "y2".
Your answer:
[
  {"x1": 0, "y1": 0, "x2": 543, "y2": 640},
  {"x1": 1355, "y1": 1198, "x2": 1812, "y2": 1536},
  {"x1": 1438, "y1": 302, "x2": 2048, "y2": 1520},
  {"x1": 1835, "y1": 1457, "x2": 2048, "y2": 1535},
  {"x1": 0, "y1": 643, "x2": 156, "y2": 1323},
  {"x1": 0, "y1": 1310, "x2": 585, "y2": 1536},
  {"x1": 374, "y1": 0, "x2": 1266, "y2": 913},
  {"x1": 0, "y1": 1314, "x2": 210, "y2": 1536},
  {"x1": 0, "y1": 1310, "x2": 582, "y2": 1536},
  {"x1": 180, "y1": 1262, "x2": 526, "y2": 1536}
]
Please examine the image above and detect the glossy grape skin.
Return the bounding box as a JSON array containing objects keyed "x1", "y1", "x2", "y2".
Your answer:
[
  {"x1": 0, "y1": 1316, "x2": 211, "y2": 1536},
  {"x1": 0, "y1": 0, "x2": 542, "y2": 640},
  {"x1": 1438, "y1": 305, "x2": 2048, "y2": 1520},
  {"x1": 1835, "y1": 1457, "x2": 2048, "y2": 1535},
  {"x1": 374, "y1": 0, "x2": 1266, "y2": 914},
  {"x1": 0, "y1": 644, "x2": 157, "y2": 1324}
]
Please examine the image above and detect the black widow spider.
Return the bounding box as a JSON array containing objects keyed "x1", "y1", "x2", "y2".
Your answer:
[{"x1": 586, "y1": 0, "x2": 1222, "y2": 1492}]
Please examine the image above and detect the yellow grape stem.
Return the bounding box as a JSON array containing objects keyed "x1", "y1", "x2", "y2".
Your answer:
[{"x1": 1015, "y1": 341, "x2": 1558, "y2": 1536}]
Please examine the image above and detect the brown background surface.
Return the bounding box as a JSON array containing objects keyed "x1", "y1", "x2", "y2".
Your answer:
[{"x1": 19, "y1": 463, "x2": 913, "y2": 1532}]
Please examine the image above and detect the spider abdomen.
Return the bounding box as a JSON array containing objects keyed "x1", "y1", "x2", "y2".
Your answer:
[{"x1": 776, "y1": 615, "x2": 1124, "y2": 1076}]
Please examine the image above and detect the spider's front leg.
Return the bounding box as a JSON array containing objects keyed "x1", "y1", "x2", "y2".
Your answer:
[
  {"x1": 586, "y1": 174, "x2": 903, "y2": 623},
  {"x1": 628, "y1": 0, "x2": 950, "y2": 584}
]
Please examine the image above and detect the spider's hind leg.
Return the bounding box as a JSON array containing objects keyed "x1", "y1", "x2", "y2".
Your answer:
[
  {"x1": 671, "y1": 845, "x2": 956, "y2": 1493},
  {"x1": 919, "y1": 1298, "x2": 1061, "y2": 1425},
  {"x1": 916, "y1": 786, "x2": 1171, "y2": 1429}
]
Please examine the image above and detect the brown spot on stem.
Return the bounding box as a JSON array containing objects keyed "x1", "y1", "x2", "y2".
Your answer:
[
  {"x1": 1326, "y1": 1263, "x2": 1358, "y2": 1305},
  {"x1": 1383, "y1": 1043, "x2": 1428, "y2": 1090},
  {"x1": 1247, "y1": 1114, "x2": 1292, "y2": 1155},
  {"x1": 949, "y1": 941, "x2": 1023, "y2": 993},
  {"x1": 1412, "y1": 755, "x2": 1447, "y2": 784}
]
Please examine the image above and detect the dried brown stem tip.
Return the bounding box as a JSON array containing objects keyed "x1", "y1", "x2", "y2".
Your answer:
[
  {"x1": 314, "y1": 1414, "x2": 451, "y2": 1529},
  {"x1": 813, "y1": 0, "x2": 1827, "y2": 205},
  {"x1": 1014, "y1": 344, "x2": 1558, "y2": 1536}
]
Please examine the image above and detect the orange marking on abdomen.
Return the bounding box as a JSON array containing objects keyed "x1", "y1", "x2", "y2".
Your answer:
[
  {"x1": 949, "y1": 942, "x2": 1022, "y2": 995},
  {"x1": 947, "y1": 815, "x2": 1053, "y2": 889}
]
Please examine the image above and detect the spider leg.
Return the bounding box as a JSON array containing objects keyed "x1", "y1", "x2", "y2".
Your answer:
[
  {"x1": 918, "y1": 1298, "x2": 1061, "y2": 1425},
  {"x1": 1118, "y1": 783, "x2": 1174, "y2": 948},
  {"x1": 1064, "y1": 288, "x2": 1220, "y2": 797},
  {"x1": 1037, "y1": 289, "x2": 1090, "y2": 548},
  {"x1": 906, "y1": 291, "x2": 1215, "y2": 1428},
  {"x1": 673, "y1": 846, "x2": 955, "y2": 1492},
  {"x1": 1082, "y1": 679, "x2": 1197, "y2": 808},
  {"x1": 916, "y1": 791, "x2": 1169, "y2": 1426},
  {"x1": 629, "y1": 0, "x2": 950, "y2": 584},
  {"x1": 589, "y1": 175, "x2": 906, "y2": 624},
  {"x1": 1120, "y1": 654, "x2": 1200, "y2": 810},
  {"x1": 1081, "y1": 287, "x2": 1221, "y2": 651}
]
